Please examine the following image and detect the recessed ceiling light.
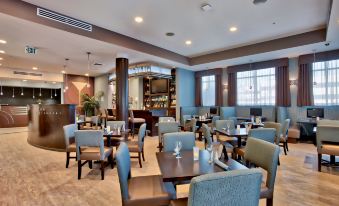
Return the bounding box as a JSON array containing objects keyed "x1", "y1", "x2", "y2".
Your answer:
[
  {"x1": 0, "y1": 63, "x2": 2, "y2": 66},
  {"x1": 0, "y1": 50, "x2": 5, "y2": 54},
  {"x1": 229, "y1": 27, "x2": 238, "y2": 32},
  {"x1": 134, "y1": 16, "x2": 143, "y2": 23},
  {"x1": 61, "y1": 70, "x2": 66, "y2": 74},
  {"x1": 201, "y1": 3, "x2": 212, "y2": 12},
  {"x1": 22, "y1": 79, "x2": 27, "y2": 82},
  {"x1": 0, "y1": 40, "x2": 6, "y2": 44},
  {"x1": 32, "y1": 67, "x2": 38, "y2": 70},
  {"x1": 85, "y1": 73, "x2": 89, "y2": 76},
  {"x1": 52, "y1": 81, "x2": 56, "y2": 84},
  {"x1": 185, "y1": 40, "x2": 192, "y2": 45},
  {"x1": 0, "y1": 57, "x2": 3, "y2": 60}
]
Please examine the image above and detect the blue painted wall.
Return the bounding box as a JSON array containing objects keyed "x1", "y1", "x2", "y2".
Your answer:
[{"x1": 176, "y1": 68, "x2": 195, "y2": 120}]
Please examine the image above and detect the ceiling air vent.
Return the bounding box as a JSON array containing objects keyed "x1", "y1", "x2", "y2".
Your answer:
[
  {"x1": 13, "y1": 71, "x2": 43, "y2": 77},
  {"x1": 37, "y1": 8, "x2": 92, "y2": 32}
]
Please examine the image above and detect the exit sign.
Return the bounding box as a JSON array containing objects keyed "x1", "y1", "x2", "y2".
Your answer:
[{"x1": 25, "y1": 46, "x2": 38, "y2": 54}]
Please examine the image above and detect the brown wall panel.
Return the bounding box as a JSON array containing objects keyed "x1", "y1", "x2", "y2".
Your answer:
[{"x1": 64, "y1": 74, "x2": 94, "y2": 105}]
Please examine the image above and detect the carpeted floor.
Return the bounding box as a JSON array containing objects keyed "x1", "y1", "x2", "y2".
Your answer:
[{"x1": 0, "y1": 127, "x2": 338, "y2": 206}]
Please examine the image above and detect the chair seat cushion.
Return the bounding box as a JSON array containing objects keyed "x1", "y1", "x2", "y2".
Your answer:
[
  {"x1": 288, "y1": 128, "x2": 300, "y2": 139},
  {"x1": 124, "y1": 175, "x2": 175, "y2": 206},
  {"x1": 320, "y1": 144, "x2": 339, "y2": 156},
  {"x1": 260, "y1": 183, "x2": 271, "y2": 199},
  {"x1": 67, "y1": 143, "x2": 76, "y2": 152},
  {"x1": 127, "y1": 141, "x2": 140, "y2": 153},
  {"x1": 218, "y1": 135, "x2": 237, "y2": 145},
  {"x1": 280, "y1": 136, "x2": 287, "y2": 143},
  {"x1": 170, "y1": 198, "x2": 188, "y2": 206},
  {"x1": 130, "y1": 118, "x2": 146, "y2": 123},
  {"x1": 234, "y1": 147, "x2": 245, "y2": 157},
  {"x1": 80, "y1": 147, "x2": 112, "y2": 160}
]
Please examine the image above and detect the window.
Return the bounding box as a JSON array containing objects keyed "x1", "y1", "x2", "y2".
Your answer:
[
  {"x1": 313, "y1": 59, "x2": 339, "y2": 105},
  {"x1": 201, "y1": 75, "x2": 215, "y2": 106},
  {"x1": 237, "y1": 68, "x2": 275, "y2": 105}
]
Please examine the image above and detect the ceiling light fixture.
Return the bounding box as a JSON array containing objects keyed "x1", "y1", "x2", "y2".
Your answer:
[
  {"x1": 39, "y1": 88, "x2": 42, "y2": 97},
  {"x1": 64, "y1": 58, "x2": 69, "y2": 91},
  {"x1": 166, "y1": 32, "x2": 175, "y2": 37},
  {"x1": 201, "y1": 3, "x2": 212, "y2": 12},
  {"x1": 0, "y1": 81, "x2": 3, "y2": 96},
  {"x1": 61, "y1": 70, "x2": 66, "y2": 74},
  {"x1": 32, "y1": 88, "x2": 35, "y2": 99},
  {"x1": 22, "y1": 79, "x2": 27, "y2": 82},
  {"x1": 54, "y1": 89, "x2": 57, "y2": 97},
  {"x1": 0, "y1": 50, "x2": 5, "y2": 54},
  {"x1": 12, "y1": 88, "x2": 15, "y2": 98},
  {"x1": 134, "y1": 16, "x2": 143, "y2": 23},
  {"x1": 50, "y1": 89, "x2": 53, "y2": 99},
  {"x1": 185, "y1": 40, "x2": 192, "y2": 45},
  {"x1": 32, "y1": 67, "x2": 38, "y2": 70},
  {"x1": 86, "y1": 52, "x2": 91, "y2": 88},
  {"x1": 253, "y1": 0, "x2": 268, "y2": 5},
  {"x1": 0, "y1": 57, "x2": 3, "y2": 60},
  {"x1": 85, "y1": 73, "x2": 89, "y2": 76},
  {"x1": 0, "y1": 40, "x2": 6, "y2": 44},
  {"x1": 21, "y1": 87, "x2": 24, "y2": 96},
  {"x1": 229, "y1": 27, "x2": 237, "y2": 32}
]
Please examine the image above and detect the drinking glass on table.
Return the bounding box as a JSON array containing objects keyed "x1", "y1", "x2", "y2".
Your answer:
[
  {"x1": 226, "y1": 121, "x2": 231, "y2": 132},
  {"x1": 174, "y1": 141, "x2": 182, "y2": 158}
]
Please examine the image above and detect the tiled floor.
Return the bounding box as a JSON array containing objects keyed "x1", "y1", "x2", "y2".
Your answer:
[{"x1": 0, "y1": 127, "x2": 338, "y2": 206}]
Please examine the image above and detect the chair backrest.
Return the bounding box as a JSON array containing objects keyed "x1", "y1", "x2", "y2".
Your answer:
[
  {"x1": 129, "y1": 110, "x2": 134, "y2": 120},
  {"x1": 182, "y1": 115, "x2": 192, "y2": 126},
  {"x1": 106, "y1": 121, "x2": 126, "y2": 131},
  {"x1": 158, "y1": 122, "x2": 179, "y2": 135},
  {"x1": 316, "y1": 120, "x2": 339, "y2": 151},
  {"x1": 244, "y1": 138, "x2": 280, "y2": 195},
  {"x1": 91, "y1": 116, "x2": 99, "y2": 125},
  {"x1": 75, "y1": 130, "x2": 104, "y2": 160},
  {"x1": 248, "y1": 128, "x2": 276, "y2": 144},
  {"x1": 116, "y1": 142, "x2": 131, "y2": 202},
  {"x1": 211, "y1": 116, "x2": 220, "y2": 128},
  {"x1": 215, "y1": 120, "x2": 235, "y2": 131},
  {"x1": 79, "y1": 115, "x2": 85, "y2": 121},
  {"x1": 191, "y1": 118, "x2": 197, "y2": 133},
  {"x1": 201, "y1": 123, "x2": 212, "y2": 147},
  {"x1": 219, "y1": 107, "x2": 236, "y2": 120},
  {"x1": 63, "y1": 124, "x2": 77, "y2": 149},
  {"x1": 263, "y1": 122, "x2": 282, "y2": 144},
  {"x1": 159, "y1": 116, "x2": 175, "y2": 122},
  {"x1": 163, "y1": 132, "x2": 196, "y2": 152},
  {"x1": 187, "y1": 169, "x2": 262, "y2": 206},
  {"x1": 137, "y1": 123, "x2": 147, "y2": 150},
  {"x1": 281, "y1": 119, "x2": 290, "y2": 139}
]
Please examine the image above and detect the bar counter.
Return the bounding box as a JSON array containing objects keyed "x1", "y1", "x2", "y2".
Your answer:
[
  {"x1": 0, "y1": 105, "x2": 29, "y2": 128},
  {"x1": 28, "y1": 104, "x2": 76, "y2": 151}
]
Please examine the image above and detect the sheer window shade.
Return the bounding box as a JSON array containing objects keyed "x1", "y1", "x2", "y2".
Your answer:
[{"x1": 201, "y1": 75, "x2": 216, "y2": 106}]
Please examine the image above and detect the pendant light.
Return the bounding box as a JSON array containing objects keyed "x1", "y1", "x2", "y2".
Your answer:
[
  {"x1": 12, "y1": 87, "x2": 15, "y2": 98},
  {"x1": 0, "y1": 81, "x2": 3, "y2": 96},
  {"x1": 32, "y1": 88, "x2": 35, "y2": 99},
  {"x1": 313, "y1": 49, "x2": 317, "y2": 86},
  {"x1": 249, "y1": 60, "x2": 253, "y2": 90},
  {"x1": 21, "y1": 87, "x2": 24, "y2": 96},
  {"x1": 50, "y1": 89, "x2": 53, "y2": 99},
  {"x1": 54, "y1": 88, "x2": 57, "y2": 97},
  {"x1": 86, "y1": 52, "x2": 91, "y2": 88},
  {"x1": 64, "y1": 58, "x2": 69, "y2": 92},
  {"x1": 39, "y1": 88, "x2": 42, "y2": 97}
]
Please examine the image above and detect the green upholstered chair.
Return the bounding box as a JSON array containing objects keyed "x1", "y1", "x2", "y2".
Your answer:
[
  {"x1": 116, "y1": 143, "x2": 176, "y2": 206},
  {"x1": 279, "y1": 119, "x2": 291, "y2": 155},
  {"x1": 163, "y1": 132, "x2": 196, "y2": 152},
  {"x1": 158, "y1": 122, "x2": 180, "y2": 151},
  {"x1": 63, "y1": 123, "x2": 77, "y2": 168},
  {"x1": 170, "y1": 169, "x2": 262, "y2": 206},
  {"x1": 316, "y1": 119, "x2": 339, "y2": 172},
  {"x1": 75, "y1": 130, "x2": 113, "y2": 180},
  {"x1": 127, "y1": 123, "x2": 147, "y2": 168},
  {"x1": 244, "y1": 138, "x2": 280, "y2": 206}
]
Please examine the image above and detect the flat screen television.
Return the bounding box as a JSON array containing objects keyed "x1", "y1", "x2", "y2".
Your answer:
[
  {"x1": 250, "y1": 108, "x2": 262, "y2": 117},
  {"x1": 151, "y1": 79, "x2": 168, "y2": 94},
  {"x1": 307, "y1": 108, "x2": 324, "y2": 118},
  {"x1": 210, "y1": 107, "x2": 218, "y2": 115}
]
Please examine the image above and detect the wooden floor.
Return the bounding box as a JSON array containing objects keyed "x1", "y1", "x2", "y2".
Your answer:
[{"x1": 0, "y1": 127, "x2": 338, "y2": 206}]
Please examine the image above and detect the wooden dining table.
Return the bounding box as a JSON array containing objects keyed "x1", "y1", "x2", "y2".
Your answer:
[
  {"x1": 156, "y1": 150, "x2": 247, "y2": 183},
  {"x1": 103, "y1": 129, "x2": 130, "y2": 147},
  {"x1": 215, "y1": 128, "x2": 249, "y2": 148}
]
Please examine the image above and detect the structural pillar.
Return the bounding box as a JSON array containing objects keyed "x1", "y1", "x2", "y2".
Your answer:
[{"x1": 115, "y1": 57, "x2": 129, "y2": 128}]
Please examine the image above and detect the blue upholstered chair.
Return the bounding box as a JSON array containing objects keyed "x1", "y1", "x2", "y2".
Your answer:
[
  {"x1": 215, "y1": 120, "x2": 237, "y2": 159},
  {"x1": 63, "y1": 124, "x2": 77, "y2": 168},
  {"x1": 263, "y1": 122, "x2": 282, "y2": 145},
  {"x1": 244, "y1": 138, "x2": 280, "y2": 206},
  {"x1": 75, "y1": 130, "x2": 113, "y2": 180},
  {"x1": 127, "y1": 123, "x2": 147, "y2": 168},
  {"x1": 106, "y1": 120, "x2": 126, "y2": 131},
  {"x1": 234, "y1": 128, "x2": 276, "y2": 158},
  {"x1": 116, "y1": 143, "x2": 176, "y2": 206},
  {"x1": 159, "y1": 116, "x2": 176, "y2": 122},
  {"x1": 163, "y1": 132, "x2": 196, "y2": 152},
  {"x1": 279, "y1": 119, "x2": 290, "y2": 155},
  {"x1": 170, "y1": 169, "x2": 262, "y2": 206},
  {"x1": 158, "y1": 122, "x2": 180, "y2": 151},
  {"x1": 219, "y1": 107, "x2": 236, "y2": 120}
]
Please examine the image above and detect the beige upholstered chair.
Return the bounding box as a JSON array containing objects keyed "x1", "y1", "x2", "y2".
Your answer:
[
  {"x1": 75, "y1": 130, "x2": 113, "y2": 180},
  {"x1": 316, "y1": 119, "x2": 339, "y2": 172},
  {"x1": 116, "y1": 142, "x2": 176, "y2": 206},
  {"x1": 279, "y1": 119, "x2": 290, "y2": 155},
  {"x1": 159, "y1": 117, "x2": 176, "y2": 122},
  {"x1": 129, "y1": 110, "x2": 145, "y2": 137},
  {"x1": 170, "y1": 169, "x2": 262, "y2": 206},
  {"x1": 215, "y1": 120, "x2": 237, "y2": 159},
  {"x1": 244, "y1": 138, "x2": 280, "y2": 206},
  {"x1": 127, "y1": 123, "x2": 147, "y2": 168},
  {"x1": 63, "y1": 124, "x2": 77, "y2": 168},
  {"x1": 264, "y1": 122, "x2": 282, "y2": 145},
  {"x1": 158, "y1": 122, "x2": 180, "y2": 152}
]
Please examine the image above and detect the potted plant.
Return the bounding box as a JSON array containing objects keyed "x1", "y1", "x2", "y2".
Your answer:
[{"x1": 81, "y1": 93, "x2": 100, "y2": 117}]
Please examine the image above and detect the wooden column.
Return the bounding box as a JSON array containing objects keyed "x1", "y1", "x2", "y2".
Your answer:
[{"x1": 116, "y1": 57, "x2": 129, "y2": 127}]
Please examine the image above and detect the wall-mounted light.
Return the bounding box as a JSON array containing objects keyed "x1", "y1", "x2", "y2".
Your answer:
[
  {"x1": 223, "y1": 84, "x2": 228, "y2": 90},
  {"x1": 289, "y1": 79, "x2": 297, "y2": 86}
]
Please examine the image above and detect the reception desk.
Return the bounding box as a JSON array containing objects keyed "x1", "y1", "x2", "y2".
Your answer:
[
  {"x1": 28, "y1": 104, "x2": 76, "y2": 151},
  {"x1": 0, "y1": 105, "x2": 29, "y2": 128}
]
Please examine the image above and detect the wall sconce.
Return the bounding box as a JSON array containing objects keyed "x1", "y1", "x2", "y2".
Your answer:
[
  {"x1": 289, "y1": 79, "x2": 297, "y2": 86},
  {"x1": 223, "y1": 84, "x2": 228, "y2": 90}
]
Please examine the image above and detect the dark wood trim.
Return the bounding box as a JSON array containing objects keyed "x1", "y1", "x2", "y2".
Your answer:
[
  {"x1": 195, "y1": 68, "x2": 222, "y2": 77},
  {"x1": 298, "y1": 49, "x2": 339, "y2": 65},
  {"x1": 227, "y1": 58, "x2": 289, "y2": 74}
]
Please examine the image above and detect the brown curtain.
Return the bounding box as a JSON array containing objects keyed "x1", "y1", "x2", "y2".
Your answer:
[
  {"x1": 297, "y1": 63, "x2": 313, "y2": 106},
  {"x1": 195, "y1": 76, "x2": 202, "y2": 106},
  {"x1": 227, "y1": 73, "x2": 237, "y2": 106},
  {"x1": 276, "y1": 66, "x2": 291, "y2": 106},
  {"x1": 215, "y1": 74, "x2": 223, "y2": 106}
]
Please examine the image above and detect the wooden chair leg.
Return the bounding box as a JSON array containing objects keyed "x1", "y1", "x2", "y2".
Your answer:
[
  {"x1": 66, "y1": 152, "x2": 70, "y2": 168},
  {"x1": 138, "y1": 152, "x2": 142, "y2": 168},
  {"x1": 318, "y1": 153, "x2": 322, "y2": 172},
  {"x1": 101, "y1": 161, "x2": 105, "y2": 180},
  {"x1": 78, "y1": 160, "x2": 82, "y2": 180},
  {"x1": 109, "y1": 154, "x2": 114, "y2": 169},
  {"x1": 283, "y1": 143, "x2": 287, "y2": 155},
  {"x1": 278, "y1": 157, "x2": 280, "y2": 166},
  {"x1": 88, "y1": 160, "x2": 93, "y2": 169},
  {"x1": 286, "y1": 142, "x2": 289, "y2": 151},
  {"x1": 142, "y1": 150, "x2": 145, "y2": 161},
  {"x1": 266, "y1": 197, "x2": 273, "y2": 206}
]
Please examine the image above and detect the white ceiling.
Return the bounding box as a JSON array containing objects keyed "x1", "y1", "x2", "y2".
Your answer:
[
  {"x1": 23, "y1": 0, "x2": 331, "y2": 57},
  {"x1": 0, "y1": 0, "x2": 338, "y2": 75}
]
